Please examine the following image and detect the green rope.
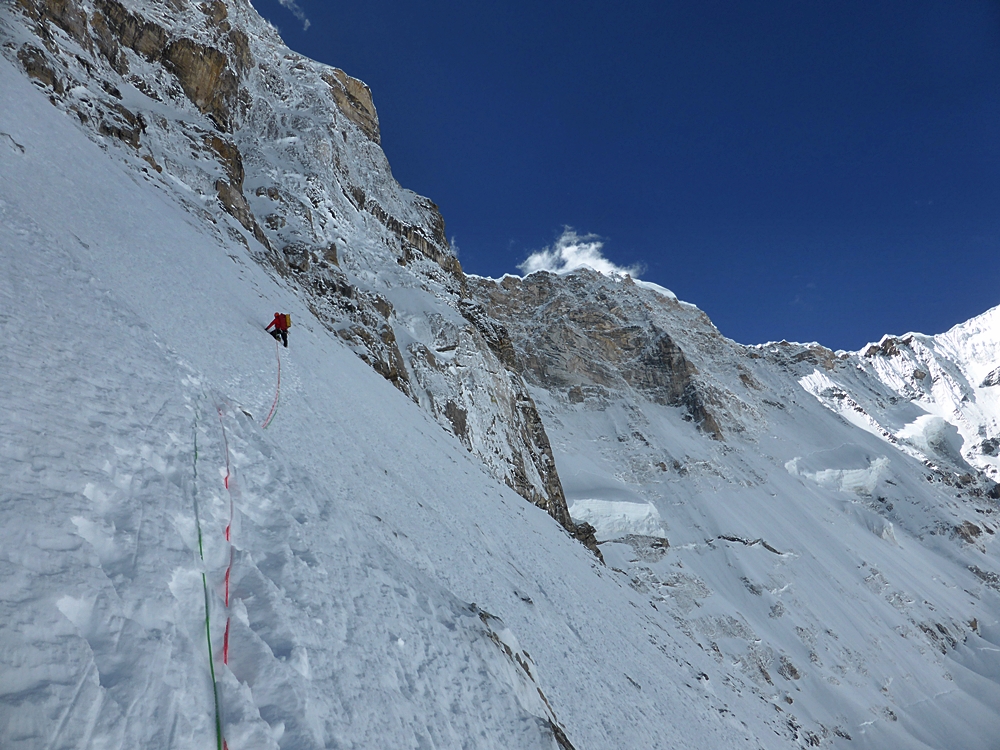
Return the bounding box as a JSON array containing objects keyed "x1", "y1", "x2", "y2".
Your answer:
[
  {"x1": 193, "y1": 407, "x2": 224, "y2": 750},
  {"x1": 262, "y1": 392, "x2": 279, "y2": 430},
  {"x1": 194, "y1": 421, "x2": 205, "y2": 559},
  {"x1": 203, "y1": 573, "x2": 223, "y2": 750}
]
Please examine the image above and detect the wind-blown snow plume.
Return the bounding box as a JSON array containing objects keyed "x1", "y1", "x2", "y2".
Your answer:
[
  {"x1": 278, "y1": 0, "x2": 310, "y2": 30},
  {"x1": 518, "y1": 229, "x2": 641, "y2": 277}
]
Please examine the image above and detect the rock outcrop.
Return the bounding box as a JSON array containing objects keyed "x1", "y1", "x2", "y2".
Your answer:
[
  {"x1": 322, "y1": 68, "x2": 379, "y2": 144},
  {"x1": 468, "y1": 270, "x2": 727, "y2": 439}
]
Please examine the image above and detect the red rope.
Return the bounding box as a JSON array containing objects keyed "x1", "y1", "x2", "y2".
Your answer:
[
  {"x1": 216, "y1": 407, "x2": 236, "y2": 670},
  {"x1": 205, "y1": 332, "x2": 280, "y2": 740},
  {"x1": 261, "y1": 338, "x2": 281, "y2": 430}
]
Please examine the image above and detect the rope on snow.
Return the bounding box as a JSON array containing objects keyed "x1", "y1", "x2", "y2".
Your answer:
[
  {"x1": 216, "y1": 406, "x2": 235, "y2": 668},
  {"x1": 192, "y1": 404, "x2": 226, "y2": 750},
  {"x1": 261, "y1": 338, "x2": 282, "y2": 430}
]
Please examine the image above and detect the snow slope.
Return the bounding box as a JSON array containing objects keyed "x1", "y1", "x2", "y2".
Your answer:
[
  {"x1": 0, "y1": 0, "x2": 572, "y2": 532},
  {"x1": 471, "y1": 269, "x2": 1000, "y2": 749},
  {"x1": 0, "y1": 52, "x2": 769, "y2": 749},
  {"x1": 4, "y1": 0, "x2": 1000, "y2": 746}
]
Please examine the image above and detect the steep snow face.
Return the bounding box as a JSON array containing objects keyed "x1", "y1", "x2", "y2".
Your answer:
[
  {"x1": 473, "y1": 269, "x2": 1000, "y2": 749},
  {"x1": 0, "y1": 0, "x2": 573, "y2": 529},
  {"x1": 5, "y1": 0, "x2": 1000, "y2": 746},
  {"x1": 0, "y1": 52, "x2": 773, "y2": 750}
]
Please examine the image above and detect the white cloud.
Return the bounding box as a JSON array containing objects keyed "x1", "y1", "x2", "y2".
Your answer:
[
  {"x1": 517, "y1": 228, "x2": 642, "y2": 278},
  {"x1": 278, "y1": 0, "x2": 311, "y2": 30}
]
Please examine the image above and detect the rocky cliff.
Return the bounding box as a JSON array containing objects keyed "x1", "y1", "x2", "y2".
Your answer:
[
  {"x1": 469, "y1": 270, "x2": 735, "y2": 439},
  {"x1": 0, "y1": 0, "x2": 600, "y2": 550}
]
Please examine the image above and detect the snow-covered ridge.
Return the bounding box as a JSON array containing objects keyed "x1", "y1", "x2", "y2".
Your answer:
[
  {"x1": 846, "y1": 304, "x2": 1000, "y2": 481},
  {"x1": 482, "y1": 227, "x2": 688, "y2": 305}
]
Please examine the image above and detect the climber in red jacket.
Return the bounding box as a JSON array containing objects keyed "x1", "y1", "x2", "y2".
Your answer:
[{"x1": 266, "y1": 312, "x2": 290, "y2": 347}]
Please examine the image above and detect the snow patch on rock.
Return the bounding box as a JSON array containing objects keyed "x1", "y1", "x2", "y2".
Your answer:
[
  {"x1": 568, "y1": 499, "x2": 665, "y2": 541},
  {"x1": 786, "y1": 452, "x2": 889, "y2": 497}
]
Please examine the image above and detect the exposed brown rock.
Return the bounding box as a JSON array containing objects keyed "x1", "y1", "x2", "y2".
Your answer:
[
  {"x1": 516, "y1": 391, "x2": 570, "y2": 520},
  {"x1": 216, "y1": 179, "x2": 271, "y2": 250},
  {"x1": 16, "y1": 0, "x2": 90, "y2": 47},
  {"x1": 226, "y1": 30, "x2": 253, "y2": 76},
  {"x1": 570, "y1": 522, "x2": 604, "y2": 563},
  {"x1": 777, "y1": 656, "x2": 801, "y2": 681},
  {"x1": 255, "y1": 185, "x2": 282, "y2": 201},
  {"x1": 549, "y1": 720, "x2": 577, "y2": 750},
  {"x1": 141, "y1": 153, "x2": 163, "y2": 172},
  {"x1": 89, "y1": 9, "x2": 127, "y2": 74},
  {"x1": 95, "y1": 0, "x2": 168, "y2": 61},
  {"x1": 468, "y1": 271, "x2": 724, "y2": 439},
  {"x1": 416, "y1": 196, "x2": 448, "y2": 247},
  {"x1": 83, "y1": 1, "x2": 239, "y2": 130},
  {"x1": 323, "y1": 243, "x2": 339, "y2": 267},
  {"x1": 17, "y1": 44, "x2": 64, "y2": 93},
  {"x1": 458, "y1": 300, "x2": 517, "y2": 368},
  {"x1": 864, "y1": 335, "x2": 914, "y2": 358},
  {"x1": 281, "y1": 243, "x2": 311, "y2": 271},
  {"x1": 163, "y1": 39, "x2": 237, "y2": 131},
  {"x1": 336, "y1": 322, "x2": 409, "y2": 392},
  {"x1": 790, "y1": 345, "x2": 839, "y2": 369},
  {"x1": 347, "y1": 185, "x2": 365, "y2": 208},
  {"x1": 98, "y1": 102, "x2": 144, "y2": 147},
  {"x1": 200, "y1": 0, "x2": 227, "y2": 25},
  {"x1": 366, "y1": 199, "x2": 460, "y2": 276},
  {"x1": 304, "y1": 270, "x2": 412, "y2": 395},
  {"x1": 444, "y1": 400, "x2": 468, "y2": 441},
  {"x1": 955, "y1": 521, "x2": 983, "y2": 543},
  {"x1": 321, "y1": 68, "x2": 380, "y2": 144},
  {"x1": 203, "y1": 133, "x2": 244, "y2": 187}
]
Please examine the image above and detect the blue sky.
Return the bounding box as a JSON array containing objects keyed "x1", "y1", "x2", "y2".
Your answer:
[{"x1": 253, "y1": 0, "x2": 1000, "y2": 349}]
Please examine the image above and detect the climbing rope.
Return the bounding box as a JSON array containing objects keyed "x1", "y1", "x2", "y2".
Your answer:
[
  {"x1": 217, "y1": 406, "x2": 235, "y2": 667},
  {"x1": 261, "y1": 338, "x2": 282, "y2": 430},
  {"x1": 193, "y1": 405, "x2": 226, "y2": 750},
  {"x1": 183, "y1": 334, "x2": 279, "y2": 748}
]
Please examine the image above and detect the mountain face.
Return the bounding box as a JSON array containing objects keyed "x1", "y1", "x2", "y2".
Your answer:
[
  {"x1": 470, "y1": 269, "x2": 1000, "y2": 494},
  {"x1": 2, "y1": 0, "x2": 592, "y2": 545},
  {"x1": 3, "y1": 1, "x2": 1000, "y2": 749},
  {"x1": 848, "y1": 308, "x2": 1000, "y2": 484},
  {"x1": 471, "y1": 270, "x2": 1000, "y2": 746}
]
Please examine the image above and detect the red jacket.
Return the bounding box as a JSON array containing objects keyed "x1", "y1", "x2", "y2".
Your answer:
[{"x1": 267, "y1": 313, "x2": 288, "y2": 331}]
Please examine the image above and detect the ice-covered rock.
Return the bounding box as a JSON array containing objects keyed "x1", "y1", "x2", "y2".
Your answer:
[{"x1": 1, "y1": 0, "x2": 579, "y2": 536}]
